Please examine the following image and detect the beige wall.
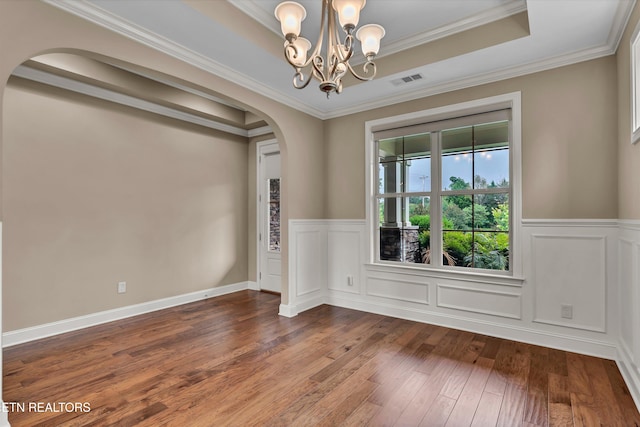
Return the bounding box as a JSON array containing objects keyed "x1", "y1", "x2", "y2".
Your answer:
[
  {"x1": 325, "y1": 56, "x2": 619, "y2": 220},
  {"x1": 0, "y1": 0, "x2": 627, "y2": 332},
  {"x1": 3, "y1": 78, "x2": 250, "y2": 330},
  {"x1": 617, "y1": 1, "x2": 640, "y2": 219},
  {"x1": 0, "y1": 0, "x2": 329, "y2": 311}
]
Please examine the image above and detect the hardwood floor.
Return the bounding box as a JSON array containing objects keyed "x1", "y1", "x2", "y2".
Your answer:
[{"x1": 3, "y1": 290, "x2": 640, "y2": 426}]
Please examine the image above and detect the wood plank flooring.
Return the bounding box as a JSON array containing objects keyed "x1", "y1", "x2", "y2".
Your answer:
[{"x1": 3, "y1": 290, "x2": 640, "y2": 426}]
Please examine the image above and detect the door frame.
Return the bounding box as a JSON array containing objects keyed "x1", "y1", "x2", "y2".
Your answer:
[{"x1": 256, "y1": 139, "x2": 280, "y2": 292}]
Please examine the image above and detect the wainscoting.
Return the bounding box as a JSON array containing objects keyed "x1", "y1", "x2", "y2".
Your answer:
[
  {"x1": 618, "y1": 220, "x2": 640, "y2": 410},
  {"x1": 287, "y1": 218, "x2": 639, "y2": 410}
]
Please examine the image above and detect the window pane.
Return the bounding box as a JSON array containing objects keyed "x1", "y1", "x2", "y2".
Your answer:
[
  {"x1": 442, "y1": 231, "x2": 471, "y2": 267},
  {"x1": 442, "y1": 126, "x2": 473, "y2": 190},
  {"x1": 378, "y1": 197, "x2": 423, "y2": 264},
  {"x1": 409, "y1": 196, "x2": 430, "y2": 265},
  {"x1": 379, "y1": 137, "x2": 403, "y2": 160},
  {"x1": 474, "y1": 193, "x2": 509, "y2": 232},
  {"x1": 470, "y1": 232, "x2": 509, "y2": 271},
  {"x1": 474, "y1": 121, "x2": 509, "y2": 189},
  {"x1": 404, "y1": 133, "x2": 430, "y2": 159},
  {"x1": 378, "y1": 161, "x2": 403, "y2": 194},
  {"x1": 406, "y1": 157, "x2": 431, "y2": 193},
  {"x1": 442, "y1": 195, "x2": 473, "y2": 231}
]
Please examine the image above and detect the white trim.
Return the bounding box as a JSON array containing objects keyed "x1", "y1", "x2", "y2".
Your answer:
[
  {"x1": 618, "y1": 341, "x2": 640, "y2": 411},
  {"x1": 2, "y1": 281, "x2": 251, "y2": 348},
  {"x1": 256, "y1": 140, "x2": 280, "y2": 294},
  {"x1": 379, "y1": 1, "x2": 527, "y2": 59},
  {"x1": 42, "y1": 0, "x2": 324, "y2": 119},
  {"x1": 365, "y1": 263, "x2": 524, "y2": 286},
  {"x1": 326, "y1": 294, "x2": 618, "y2": 360},
  {"x1": 0, "y1": 222, "x2": 7, "y2": 427},
  {"x1": 278, "y1": 304, "x2": 297, "y2": 318},
  {"x1": 610, "y1": 0, "x2": 637, "y2": 52},
  {"x1": 522, "y1": 218, "x2": 620, "y2": 228},
  {"x1": 436, "y1": 283, "x2": 522, "y2": 320},
  {"x1": 248, "y1": 126, "x2": 273, "y2": 138},
  {"x1": 365, "y1": 92, "x2": 523, "y2": 277},
  {"x1": 12, "y1": 65, "x2": 255, "y2": 137},
  {"x1": 247, "y1": 280, "x2": 259, "y2": 291},
  {"x1": 324, "y1": 45, "x2": 616, "y2": 119},
  {"x1": 232, "y1": 0, "x2": 527, "y2": 61},
  {"x1": 619, "y1": 219, "x2": 640, "y2": 230},
  {"x1": 631, "y1": 17, "x2": 640, "y2": 144},
  {"x1": 43, "y1": 0, "x2": 632, "y2": 121}
]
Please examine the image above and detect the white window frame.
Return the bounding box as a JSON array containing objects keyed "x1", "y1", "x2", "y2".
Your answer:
[
  {"x1": 631, "y1": 20, "x2": 640, "y2": 144},
  {"x1": 365, "y1": 92, "x2": 523, "y2": 279}
]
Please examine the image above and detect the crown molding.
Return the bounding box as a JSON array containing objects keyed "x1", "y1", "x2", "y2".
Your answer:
[
  {"x1": 322, "y1": 42, "x2": 617, "y2": 119},
  {"x1": 609, "y1": 0, "x2": 637, "y2": 52},
  {"x1": 12, "y1": 65, "x2": 256, "y2": 137},
  {"x1": 380, "y1": 0, "x2": 527, "y2": 59},
  {"x1": 230, "y1": 0, "x2": 528, "y2": 60},
  {"x1": 43, "y1": 0, "x2": 633, "y2": 122},
  {"x1": 248, "y1": 126, "x2": 274, "y2": 138},
  {"x1": 43, "y1": 0, "x2": 325, "y2": 119}
]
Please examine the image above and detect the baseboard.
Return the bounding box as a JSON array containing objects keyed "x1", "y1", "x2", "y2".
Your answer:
[
  {"x1": 278, "y1": 304, "x2": 297, "y2": 317},
  {"x1": 326, "y1": 294, "x2": 618, "y2": 360},
  {"x1": 618, "y1": 341, "x2": 640, "y2": 411},
  {"x1": 2, "y1": 281, "x2": 250, "y2": 347},
  {"x1": 279, "y1": 294, "x2": 326, "y2": 318},
  {"x1": 247, "y1": 281, "x2": 259, "y2": 291}
]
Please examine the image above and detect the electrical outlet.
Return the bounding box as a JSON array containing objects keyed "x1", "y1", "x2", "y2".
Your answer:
[
  {"x1": 347, "y1": 275, "x2": 354, "y2": 286},
  {"x1": 561, "y1": 304, "x2": 573, "y2": 319},
  {"x1": 118, "y1": 281, "x2": 127, "y2": 294}
]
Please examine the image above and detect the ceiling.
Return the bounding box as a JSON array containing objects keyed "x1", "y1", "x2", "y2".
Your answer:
[{"x1": 41, "y1": 0, "x2": 635, "y2": 121}]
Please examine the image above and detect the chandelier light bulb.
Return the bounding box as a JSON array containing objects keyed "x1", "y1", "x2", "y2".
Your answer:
[
  {"x1": 356, "y1": 23, "x2": 385, "y2": 58},
  {"x1": 289, "y1": 37, "x2": 311, "y2": 66},
  {"x1": 275, "y1": 1, "x2": 307, "y2": 40},
  {"x1": 332, "y1": 0, "x2": 366, "y2": 31}
]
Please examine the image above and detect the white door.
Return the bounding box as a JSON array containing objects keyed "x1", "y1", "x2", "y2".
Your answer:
[{"x1": 258, "y1": 142, "x2": 281, "y2": 293}]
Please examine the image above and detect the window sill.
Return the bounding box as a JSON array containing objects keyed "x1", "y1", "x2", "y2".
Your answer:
[{"x1": 365, "y1": 262, "x2": 525, "y2": 287}]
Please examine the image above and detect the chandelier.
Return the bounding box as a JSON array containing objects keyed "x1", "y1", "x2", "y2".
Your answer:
[{"x1": 274, "y1": 0, "x2": 385, "y2": 97}]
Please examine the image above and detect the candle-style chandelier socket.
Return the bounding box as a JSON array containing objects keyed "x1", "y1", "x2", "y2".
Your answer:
[{"x1": 274, "y1": 0, "x2": 385, "y2": 97}]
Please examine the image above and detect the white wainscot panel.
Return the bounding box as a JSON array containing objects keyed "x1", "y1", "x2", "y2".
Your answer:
[
  {"x1": 532, "y1": 234, "x2": 606, "y2": 332},
  {"x1": 295, "y1": 229, "x2": 324, "y2": 297},
  {"x1": 328, "y1": 230, "x2": 361, "y2": 294},
  {"x1": 619, "y1": 238, "x2": 636, "y2": 363},
  {"x1": 436, "y1": 283, "x2": 521, "y2": 319},
  {"x1": 636, "y1": 241, "x2": 640, "y2": 371},
  {"x1": 366, "y1": 272, "x2": 429, "y2": 305}
]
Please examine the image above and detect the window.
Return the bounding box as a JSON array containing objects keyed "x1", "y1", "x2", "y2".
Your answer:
[
  {"x1": 368, "y1": 94, "x2": 521, "y2": 275},
  {"x1": 632, "y1": 21, "x2": 640, "y2": 144}
]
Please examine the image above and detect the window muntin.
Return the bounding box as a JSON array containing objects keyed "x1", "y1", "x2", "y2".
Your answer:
[{"x1": 375, "y1": 115, "x2": 511, "y2": 273}]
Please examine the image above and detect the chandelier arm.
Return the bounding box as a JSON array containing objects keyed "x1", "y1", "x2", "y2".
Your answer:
[
  {"x1": 346, "y1": 60, "x2": 377, "y2": 82},
  {"x1": 312, "y1": 54, "x2": 328, "y2": 83},
  {"x1": 284, "y1": 44, "x2": 314, "y2": 70},
  {"x1": 292, "y1": 69, "x2": 314, "y2": 89}
]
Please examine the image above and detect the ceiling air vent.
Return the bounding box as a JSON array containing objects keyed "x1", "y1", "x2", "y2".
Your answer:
[{"x1": 391, "y1": 73, "x2": 423, "y2": 86}]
